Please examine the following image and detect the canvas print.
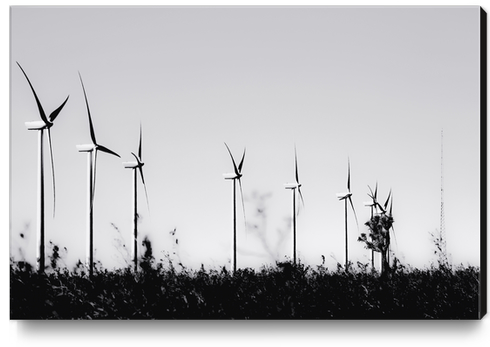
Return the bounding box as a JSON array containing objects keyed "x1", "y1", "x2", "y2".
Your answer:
[{"x1": 10, "y1": 6, "x2": 485, "y2": 319}]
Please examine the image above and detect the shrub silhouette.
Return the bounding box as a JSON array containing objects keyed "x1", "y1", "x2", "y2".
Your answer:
[{"x1": 10, "y1": 257, "x2": 480, "y2": 319}]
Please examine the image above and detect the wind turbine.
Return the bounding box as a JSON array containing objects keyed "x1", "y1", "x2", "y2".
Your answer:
[
  {"x1": 364, "y1": 183, "x2": 391, "y2": 269},
  {"x1": 122, "y1": 123, "x2": 150, "y2": 272},
  {"x1": 76, "y1": 73, "x2": 120, "y2": 277},
  {"x1": 18, "y1": 62, "x2": 69, "y2": 273},
  {"x1": 284, "y1": 147, "x2": 305, "y2": 265},
  {"x1": 223, "y1": 142, "x2": 246, "y2": 273},
  {"x1": 336, "y1": 158, "x2": 358, "y2": 271},
  {"x1": 372, "y1": 187, "x2": 394, "y2": 272}
]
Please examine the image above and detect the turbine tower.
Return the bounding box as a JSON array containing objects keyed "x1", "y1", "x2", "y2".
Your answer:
[
  {"x1": 379, "y1": 189, "x2": 393, "y2": 271},
  {"x1": 336, "y1": 158, "x2": 358, "y2": 271},
  {"x1": 386, "y1": 192, "x2": 395, "y2": 268},
  {"x1": 122, "y1": 123, "x2": 150, "y2": 272},
  {"x1": 223, "y1": 142, "x2": 246, "y2": 273},
  {"x1": 364, "y1": 182, "x2": 378, "y2": 269},
  {"x1": 18, "y1": 62, "x2": 69, "y2": 273},
  {"x1": 284, "y1": 147, "x2": 304, "y2": 265},
  {"x1": 77, "y1": 73, "x2": 120, "y2": 277}
]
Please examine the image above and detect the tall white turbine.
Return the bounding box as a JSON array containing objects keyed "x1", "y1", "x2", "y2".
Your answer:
[
  {"x1": 336, "y1": 158, "x2": 359, "y2": 271},
  {"x1": 77, "y1": 73, "x2": 120, "y2": 277},
  {"x1": 18, "y1": 62, "x2": 69, "y2": 273},
  {"x1": 284, "y1": 147, "x2": 305, "y2": 265},
  {"x1": 223, "y1": 142, "x2": 246, "y2": 274},
  {"x1": 122, "y1": 124, "x2": 150, "y2": 272}
]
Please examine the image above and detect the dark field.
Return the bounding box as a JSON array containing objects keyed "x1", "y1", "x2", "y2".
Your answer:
[{"x1": 10, "y1": 261, "x2": 481, "y2": 320}]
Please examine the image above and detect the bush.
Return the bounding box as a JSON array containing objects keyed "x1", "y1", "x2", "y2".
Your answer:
[{"x1": 10, "y1": 260, "x2": 480, "y2": 319}]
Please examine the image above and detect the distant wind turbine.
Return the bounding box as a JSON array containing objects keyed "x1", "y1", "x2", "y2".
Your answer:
[
  {"x1": 284, "y1": 147, "x2": 305, "y2": 265},
  {"x1": 76, "y1": 73, "x2": 120, "y2": 277},
  {"x1": 122, "y1": 123, "x2": 150, "y2": 272},
  {"x1": 223, "y1": 142, "x2": 246, "y2": 273},
  {"x1": 336, "y1": 158, "x2": 359, "y2": 271},
  {"x1": 364, "y1": 183, "x2": 391, "y2": 269},
  {"x1": 18, "y1": 62, "x2": 69, "y2": 273},
  {"x1": 373, "y1": 188, "x2": 395, "y2": 272}
]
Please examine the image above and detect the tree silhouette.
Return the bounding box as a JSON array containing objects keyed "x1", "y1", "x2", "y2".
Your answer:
[{"x1": 358, "y1": 213, "x2": 394, "y2": 277}]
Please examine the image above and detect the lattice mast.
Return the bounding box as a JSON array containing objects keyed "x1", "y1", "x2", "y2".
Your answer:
[{"x1": 439, "y1": 129, "x2": 448, "y2": 265}]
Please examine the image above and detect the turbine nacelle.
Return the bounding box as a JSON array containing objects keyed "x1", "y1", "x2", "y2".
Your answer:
[
  {"x1": 336, "y1": 192, "x2": 352, "y2": 200},
  {"x1": 223, "y1": 172, "x2": 239, "y2": 180},
  {"x1": 284, "y1": 182, "x2": 301, "y2": 190},
  {"x1": 76, "y1": 144, "x2": 96, "y2": 153},
  {"x1": 25, "y1": 120, "x2": 51, "y2": 130},
  {"x1": 123, "y1": 161, "x2": 139, "y2": 169}
]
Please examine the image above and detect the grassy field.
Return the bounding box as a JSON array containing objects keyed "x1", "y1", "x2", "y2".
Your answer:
[{"x1": 10, "y1": 259, "x2": 481, "y2": 320}]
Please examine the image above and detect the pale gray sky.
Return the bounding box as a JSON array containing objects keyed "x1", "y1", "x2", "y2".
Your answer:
[{"x1": 10, "y1": 6, "x2": 481, "y2": 272}]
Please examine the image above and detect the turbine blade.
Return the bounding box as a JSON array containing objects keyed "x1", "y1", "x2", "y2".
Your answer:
[
  {"x1": 389, "y1": 193, "x2": 397, "y2": 246},
  {"x1": 348, "y1": 196, "x2": 359, "y2": 230},
  {"x1": 238, "y1": 148, "x2": 246, "y2": 173},
  {"x1": 131, "y1": 152, "x2": 142, "y2": 165},
  {"x1": 78, "y1": 73, "x2": 97, "y2": 145},
  {"x1": 391, "y1": 225, "x2": 398, "y2": 248},
  {"x1": 374, "y1": 181, "x2": 378, "y2": 200},
  {"x1": 139, "y1": 167, "x2": 150, "y2": 213},
  {"x1": 224, "y1": 142, "x2": 239, "y2": 176},
  {"x1": 368, "y1": 185, "x2": 374, "y2": 198},
  {"x1": 347, "y1": 158, "x2": 351, "y2": 192},
  {"x1": 384, "y1": 189, "x2": 392, "y2": 211},
  {"x1": 17, "y1": 62, "x2": 49, "y2": 125},
  {"x1": 137, "y1": 165, "x2": 146, "y2": 185},
  {"x1": 367, "y1": 186, "x2": 376, "y2": 204},
  {"x1": 298, "y1": 186, "x2": 305, "y2": 207},
  {"x1": 98, "y1": 144, "x2": 120, "y2": 158},
  {"x1": 138, "y1": 123, "x2": 142, "y2": 160},
  {"x1": 237, "y1": 177, "x2": 246, "y2": 228},
  {"x1": 389, "y1": 194, "x2": 393, "y2": 216},
  {"x1": 295, "y1": 147, "x2": 300, "y2": 184},
  {"x1": 49, "y1": 95, "x2": 69, "y2": 122},
  {"x1": 46, "y1": 128, "x2": 56, "y2": 218}
]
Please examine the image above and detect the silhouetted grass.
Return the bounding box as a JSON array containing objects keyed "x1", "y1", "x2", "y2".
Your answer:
[{"x1": 10, "y1": 260, "x2": 480, "y2": 319}]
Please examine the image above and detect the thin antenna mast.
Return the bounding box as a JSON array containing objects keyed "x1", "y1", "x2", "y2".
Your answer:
[{"x1": 440, "y1": 129, "x2": 448, "y2": 265}]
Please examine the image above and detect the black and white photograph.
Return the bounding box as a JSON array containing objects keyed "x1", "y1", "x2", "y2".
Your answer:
[{"x1": 8, "y1": 3, "x2": 485, "y2": 328}]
